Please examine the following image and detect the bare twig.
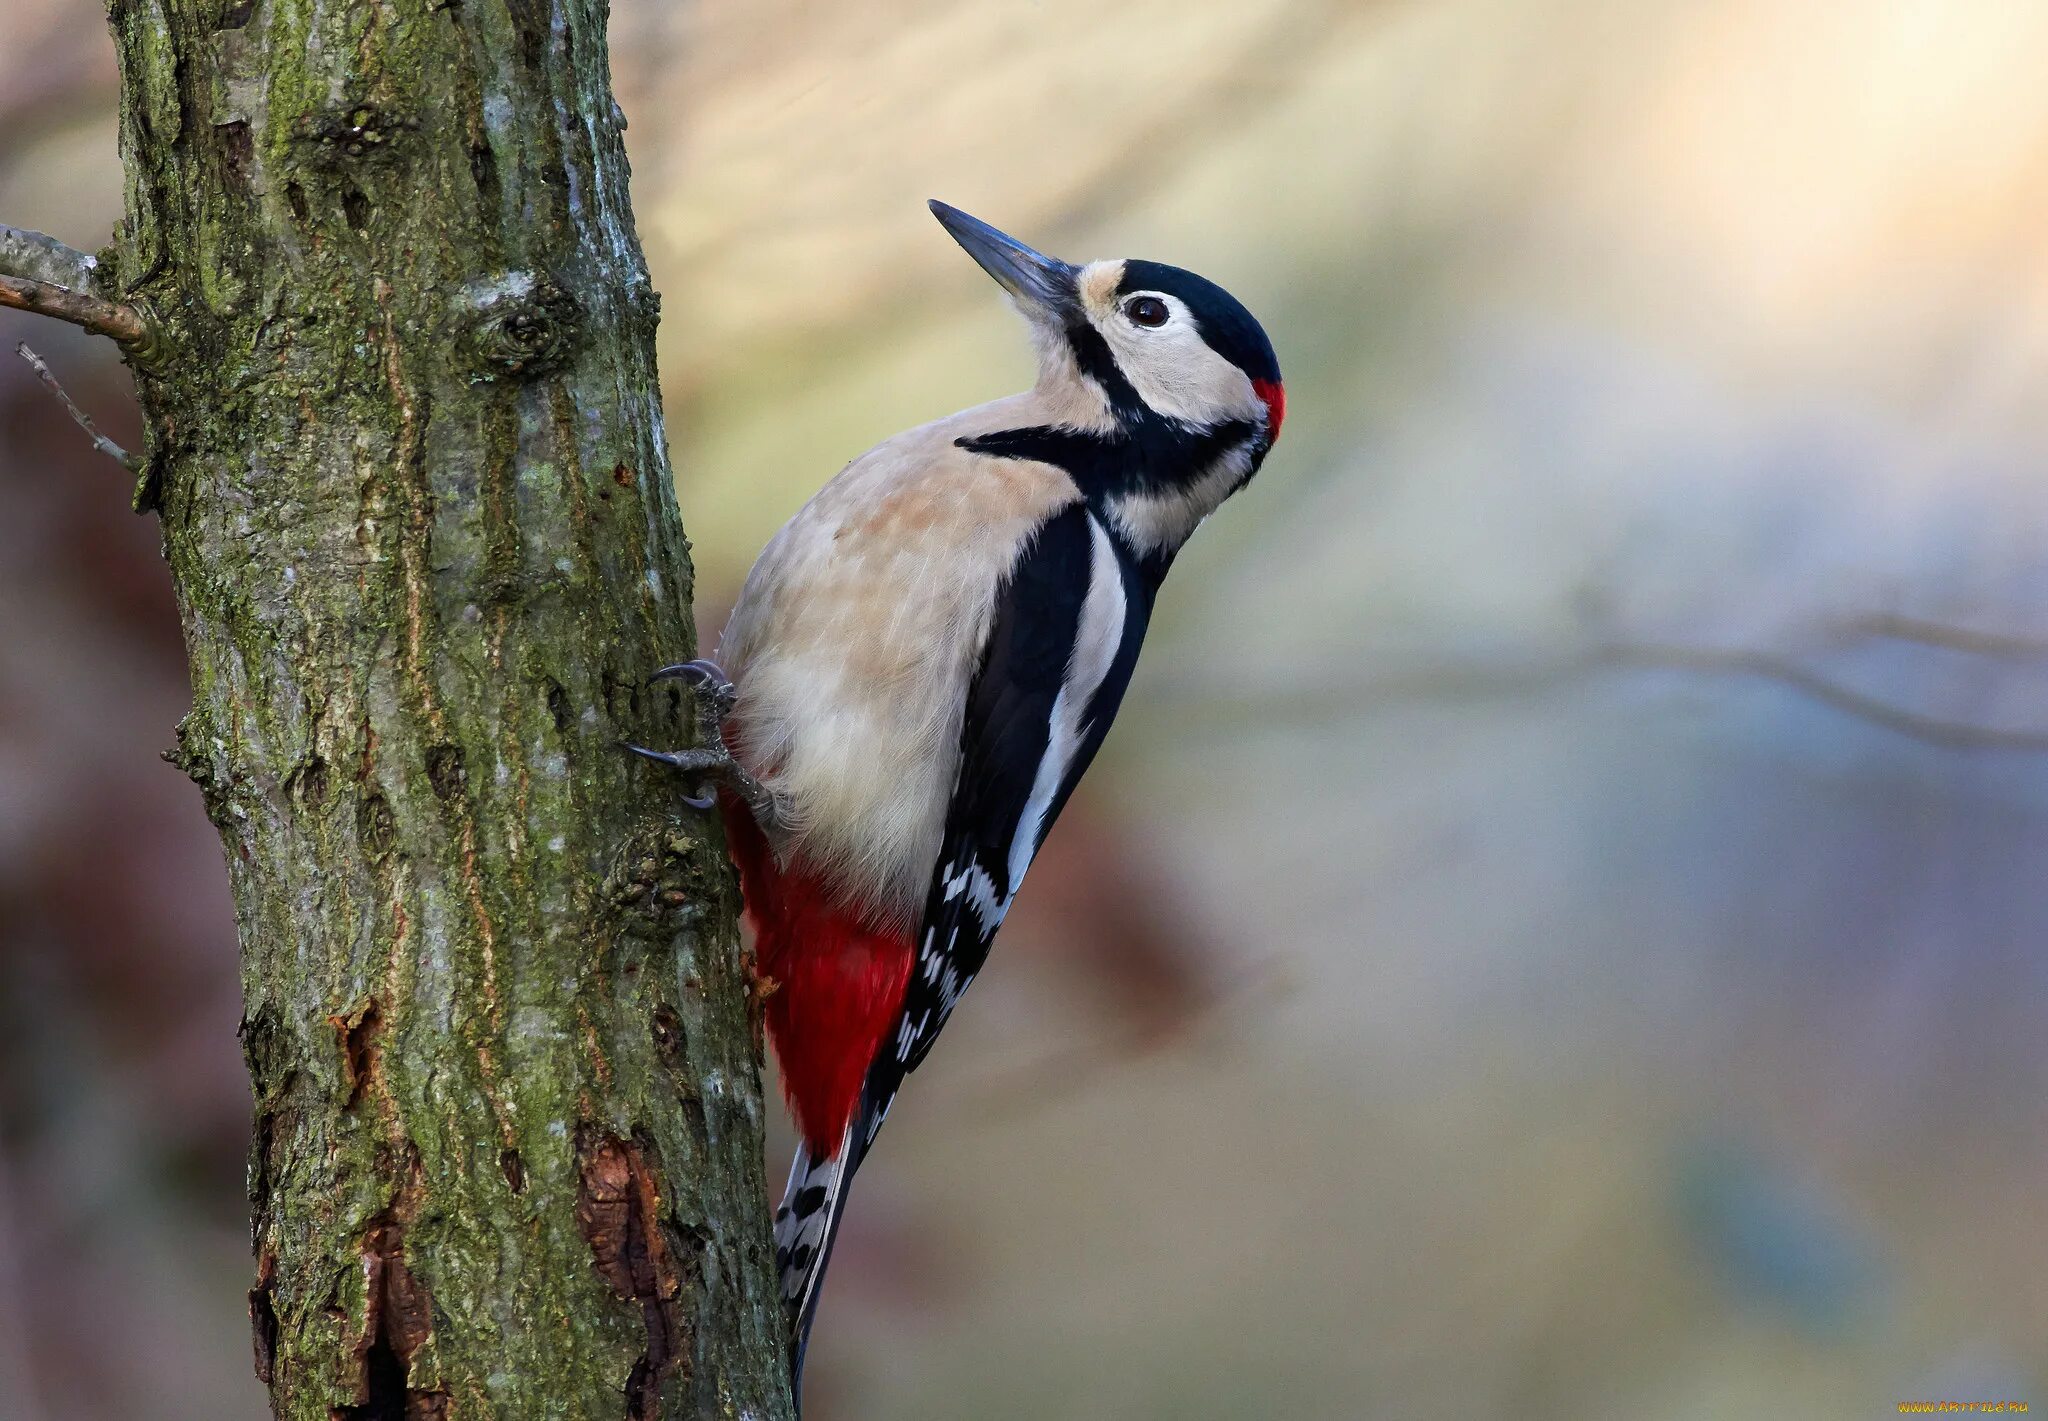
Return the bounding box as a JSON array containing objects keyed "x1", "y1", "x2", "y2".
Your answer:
[
  {"x1": 0, "y1": 224, "x2": 155, "y2": 353},
  {"x1": 1606, "y1": 641, "x2": 2048, "y2": 752},
  {"x1": 0, "y1": 274, "x2": 151, "y2": 347},
  {"x1": 1152, "y1": 636, "x2": 2048, "y2": 753},
  {"x1": 15, "y1": 344, "x2": 142, "y2": 472},
  {"x1": 1840, "y1": 611, "x2": 2048, "y2": 660}
]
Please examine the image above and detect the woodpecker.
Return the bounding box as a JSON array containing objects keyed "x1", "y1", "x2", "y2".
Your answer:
[{"x1": 629, "y1": 200, "x2": 1282, "y2": 1399}]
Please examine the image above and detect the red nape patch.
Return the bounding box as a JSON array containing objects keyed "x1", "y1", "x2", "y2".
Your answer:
[
  {"x1": 1252, "y1": 378, "x2": 1285, "y2": 444},
  {"x1": 719, "y1": 794, "x2": 912, "y2": 1154}
]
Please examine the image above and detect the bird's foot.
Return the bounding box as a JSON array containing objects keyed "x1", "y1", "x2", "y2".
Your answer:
[
  {"x1": 652, "y1": 658, "x2": 738, "y2": 724},
  {"x1": 624, "y1": 659, "x2": 780, "y2": 827},
  {"x1": 622, "y1": 740, "x2": 760, "y2": 811}
]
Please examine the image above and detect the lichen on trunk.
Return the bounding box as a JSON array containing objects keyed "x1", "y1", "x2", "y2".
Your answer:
[{"x1": 97, "y1": 0, "x2": 795, "y2": 1415}]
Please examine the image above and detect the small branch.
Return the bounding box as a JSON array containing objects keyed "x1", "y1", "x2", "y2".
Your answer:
[
  {"x1": 1154, "y1": 637, "x2": 2048, "y2": 753},
  {"x1": 16, "y1": 343, "x2": 142, "y2": 472},
  {"x1": 0, "y1": 224, "x2": 155, "y2": 354},
  {"x1": 0, "y1": 224, "x2": 99, "y2": 291},
  {"x1": 1605, "y1": 641, "x2": 2048, "y2": 752},
  {"x1": 0, "y1": 274, "x2": 151, "y2": 347},
  {"x1": 1840, "y1": 611, "x2": 2048, "y2": 660}
]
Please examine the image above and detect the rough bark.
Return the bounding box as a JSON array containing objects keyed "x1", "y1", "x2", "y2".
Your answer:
[{"x1": 66, "y1": 0, "x2": 796, "y2": 1416}]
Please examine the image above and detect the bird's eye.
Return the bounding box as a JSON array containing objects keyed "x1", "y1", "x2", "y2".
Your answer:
[{"x1": 1125, "y1": 296, "x2": 1170, "y2": 328}]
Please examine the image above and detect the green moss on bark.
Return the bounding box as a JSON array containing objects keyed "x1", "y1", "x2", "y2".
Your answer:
[{"x1": 104, "y1": 1, "x2": 795, "y2": 1415}]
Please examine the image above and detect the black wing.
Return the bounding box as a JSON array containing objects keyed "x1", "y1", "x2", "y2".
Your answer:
[
  {"x1": 778, "y1": 503, "x2": 1150, "y2": 1387},
  {"x1": 858, "y1": 502, "x2": 1149, "y2": 1149}
]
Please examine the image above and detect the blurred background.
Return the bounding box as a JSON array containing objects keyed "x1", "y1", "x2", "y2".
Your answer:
[{"x1": 5, "y1": 0, "x2": 2048, "y2": 1416}]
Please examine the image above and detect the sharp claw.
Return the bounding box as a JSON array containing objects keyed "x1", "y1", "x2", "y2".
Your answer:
[
  {"x1": 623, "y1": 742, "x2": 687, "y2": 768},
  {"x1": 648, "y1": 658, "x2": 726, "y2": 689},
  {"x1": 648, "y1": 658, "x2": 738, "y2": 730},
  {"x1": 622, "y1": 741, "x2": 730, "y2": 813},
  {"x1": 622, "y1": 668, "x2": 778, "y2": 829}
]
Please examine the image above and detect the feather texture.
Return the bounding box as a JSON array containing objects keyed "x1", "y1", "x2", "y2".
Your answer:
[{"x1": 712, "y1": 219, "x2": 1280, "y2": 1408}]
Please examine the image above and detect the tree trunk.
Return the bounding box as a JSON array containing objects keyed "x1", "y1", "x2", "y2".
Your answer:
[{"x1": 81, "y1": 0, "x2": 795, "y2": 1415}]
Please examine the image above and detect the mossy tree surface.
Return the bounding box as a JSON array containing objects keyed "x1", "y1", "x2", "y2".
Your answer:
[{"x1": 85, "y1": 0, "x2": 795, "y2": 1415}]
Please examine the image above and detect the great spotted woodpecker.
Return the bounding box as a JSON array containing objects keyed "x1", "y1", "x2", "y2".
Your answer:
[{"x1": 630, "y1": 201, "x2": 1282, "y2": 1397}]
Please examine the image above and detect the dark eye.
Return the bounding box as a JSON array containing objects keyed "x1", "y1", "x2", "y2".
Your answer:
[{"x1": 1125, "y1": 296, "x2": 1169, "y2": 328}]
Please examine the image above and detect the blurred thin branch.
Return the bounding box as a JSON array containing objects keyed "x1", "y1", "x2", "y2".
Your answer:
[
  {"x1": 1151, "y1": 617, "x2": 2048, "y2": 752},
  {"x1": 1605, "y1": 640, "x2": 2048, "y2": 751},
  {"x1": 15, "y1": 343, "x2": 140, "y2": 471},
  {"x1": 1840, "y1": 611, "x2": 2048, "y2": 660}
]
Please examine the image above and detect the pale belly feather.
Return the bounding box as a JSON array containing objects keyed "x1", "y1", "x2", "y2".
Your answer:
[{"x1": 716, "y1": 396, "x2": 1080, "y2": 927}]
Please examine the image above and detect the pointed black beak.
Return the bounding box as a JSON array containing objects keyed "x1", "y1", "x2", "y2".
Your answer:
[{"x1": 928, "y1": 200, "x2": 1078, "y2": 323}]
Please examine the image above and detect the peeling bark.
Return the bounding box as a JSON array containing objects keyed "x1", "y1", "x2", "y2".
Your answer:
[
  {"x1": 337, "y1": 1212, "x2": 442, "y2": 1421},
  {"x1": 95, "y1": 0, "x2": 796, "y2": 1415},
  {"x1": 577, "y1": 1130, "x2": 689, "y2": 1421}
]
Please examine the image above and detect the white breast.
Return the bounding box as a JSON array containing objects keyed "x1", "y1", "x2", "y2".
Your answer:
[{"x1": 717, "y1": 394, "x2": 1082, "y2": 927}]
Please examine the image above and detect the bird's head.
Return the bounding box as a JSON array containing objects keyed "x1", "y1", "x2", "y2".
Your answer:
[{"x1": 929, "y1": 199, "x2": 1284, "y2": 483}]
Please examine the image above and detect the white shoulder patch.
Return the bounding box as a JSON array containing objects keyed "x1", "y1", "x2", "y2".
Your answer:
[{"x1": 1003, "y1": 512, "x2": 1129, "y2": 897}]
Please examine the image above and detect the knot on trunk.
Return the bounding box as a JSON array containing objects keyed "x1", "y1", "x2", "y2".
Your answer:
[
  {"x1": 294, "y1": 103, "x2": 419, "y2": 164},
  {"x1": 460, "y1": 270, "x2": 581, "y2": 379}
]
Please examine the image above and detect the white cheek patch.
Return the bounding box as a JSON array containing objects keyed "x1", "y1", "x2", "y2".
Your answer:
[{"x1": 1091, "y1": 291, "x2": 1263, "y2": 430}]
